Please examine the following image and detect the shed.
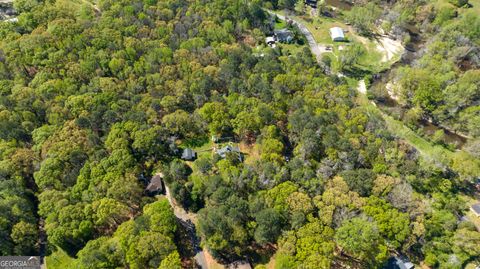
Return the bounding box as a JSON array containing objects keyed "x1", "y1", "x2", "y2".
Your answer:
[
  {"x1": 384, "y1": 257, "x2": 414, "y2": 269},
  {"x1": 471, "y1": 203, "x2": 480, "y2": 217},
  {"x1": 274, "y1": 29, "x2": 294, "y2": 43},
  {"x1": 181, "y1": 148, "x2": 197, "y2": 161},
  {"x1": 146, "y1": 175, "x2": 163, "y2": 195},
  {"x1": 330, "y1": 27, "x2": 345, "y2": 42}
]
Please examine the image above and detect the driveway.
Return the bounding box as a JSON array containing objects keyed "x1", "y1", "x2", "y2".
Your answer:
[
  {"x1": 266, "y1": 10, "x2": 324, "y2": 62},
  {"x1": 165, "y1": 184, "x2": 208, "y2": 269}
]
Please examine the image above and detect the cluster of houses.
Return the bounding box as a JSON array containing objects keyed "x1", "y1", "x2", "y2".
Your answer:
[
  {"x1": 145, "y1": 144, "x2": 243, "y2": 196},
  {"x1": 181, "y1": 144, "x2": 242, "y2": 162}
]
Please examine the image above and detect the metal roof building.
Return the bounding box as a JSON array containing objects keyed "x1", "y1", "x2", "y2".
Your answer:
[{"x1": 330, "y1": 27, "x2": 345, "y2": 42}]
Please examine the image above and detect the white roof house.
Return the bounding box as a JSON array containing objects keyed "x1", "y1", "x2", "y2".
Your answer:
[{"x1": 330, "y1": 27, "x2": 345, "y2": 42}]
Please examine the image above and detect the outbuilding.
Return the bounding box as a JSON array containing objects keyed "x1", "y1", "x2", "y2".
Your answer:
[
  {"x1": 145, "y1": 175, "x2": 164, "y2": 196},
  {"x1": 471, "y1": 203, "x2": 480, "y2": 217},
  {"x1": 330, "y1": 27, "x2": 345, "y2": 42},
  {"x1": 181, "y1": 148, "x2": 197, "y2": 161}
]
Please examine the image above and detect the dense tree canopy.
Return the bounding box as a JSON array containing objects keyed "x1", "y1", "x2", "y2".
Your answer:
[{"x1": 0, "y1": 0, "x2": 479, "y2": 268}]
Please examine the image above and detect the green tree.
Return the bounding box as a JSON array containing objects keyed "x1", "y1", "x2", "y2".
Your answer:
[{"x1": 335, "y1": 218, "x2": 388, "y2": 266}]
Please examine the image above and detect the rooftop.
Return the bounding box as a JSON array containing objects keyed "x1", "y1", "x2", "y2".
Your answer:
[
  {"x1": 384, "y1": 257, "x2": 414, "y2": 269},
  {"x1": 146, "y1": 175, "x2": 163, "y2": 193},
  {"x1": 471, "y1": 203, "x2": 480, "y2": 214},
  {"x1": 330, "y1": 27, "x2": 345, "y2": 41},
  {"x1": 217, "y1": 144, "x2": 241, "y2": 159},
  {"x1": 181, "y1": 148, "x2": 196, "y2": 160}
]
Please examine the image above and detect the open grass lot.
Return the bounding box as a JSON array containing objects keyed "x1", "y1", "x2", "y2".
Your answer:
[{"x1": 278, "y1": 42, "x2": 307, "y2": 55}]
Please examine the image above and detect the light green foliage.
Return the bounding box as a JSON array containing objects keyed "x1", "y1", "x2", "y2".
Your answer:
[
  {"x1": 276, "y1": 219, "x2": 335, "y2": 269},
  {"x1": 346, "y1": 3, "x2": 382, "y2": 35},
  {"x1": 335, "y1": 218, "x2": 388, "y2": 266},
  {"x1": 362, "y1": 196, "x2": 410, "y2": 248}
]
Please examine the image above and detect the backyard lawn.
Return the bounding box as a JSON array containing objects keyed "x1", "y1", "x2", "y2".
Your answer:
[{"x1": 46, "y1": 249, "x2": 77, "y2": 269}]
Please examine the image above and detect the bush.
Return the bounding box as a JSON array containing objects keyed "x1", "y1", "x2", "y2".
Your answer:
[{"x1": 448, "y1": 0, "x2": 469, "y2": 7}]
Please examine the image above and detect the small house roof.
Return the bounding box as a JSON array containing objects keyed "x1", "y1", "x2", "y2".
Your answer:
[
  {"x1": 384, "y1": 257, "x2": 414, "y2": 269},
  {"x1": 330, "y1": 27, "x2": 345, "y2": 40},
  {"x1": 471, "y1": 203, "x2": 480, "y2": 214},
  {"x1": 217, "y1": 145, "x2": 240, "y2": 158},
  {"x1": 266, "y1": 36, "x2": 275, "y2": 44},
  {"x1": 181, "y1": 148, "x2": 196, "y2": 160},
  {"x1": 146, "y1": 175, "x2": 163, "y2": 193}
]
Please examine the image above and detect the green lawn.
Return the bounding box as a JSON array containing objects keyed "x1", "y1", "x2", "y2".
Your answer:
[
  {"x1": 46, "y1": 249, "x2": 77, "y2": 269},
  {"x1": 278, "y1": 43, "x2": 307, "y2": 55},
  {"x1": 274, "y1": 18, "x2": 287, "y2": 30}
]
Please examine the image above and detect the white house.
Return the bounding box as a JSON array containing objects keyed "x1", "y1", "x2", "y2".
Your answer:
[{"x1": 330, "y1": 27, "x2": 345, "y2": 42}]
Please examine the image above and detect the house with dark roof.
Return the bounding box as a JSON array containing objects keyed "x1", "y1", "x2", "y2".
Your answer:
[
  {"x1": 471, "y1": 203, "x2": 480, "y2": 217},
  {"x1": 145, "y1": 175, "x2": 163, "y2": 196},
  {"x1": 384, "y1": 256, "x2": 414, "y2": 269},
  {"x1": 181, "y1": 148, "x2": 197, "y2": 161},
  {"x1": 216, "y1": 145, "x2": 242, "y2": 161},
  {"x1": 305, "y1": 0, "x2": 317, "y2": 7},
  {"x1": 274, "y1": 29, "x2": 294, "y2": 43}
]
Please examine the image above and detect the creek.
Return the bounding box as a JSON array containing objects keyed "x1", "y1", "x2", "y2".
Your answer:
[{"x1": 369, "y1": 24, "x2": 469, "y2": 149}]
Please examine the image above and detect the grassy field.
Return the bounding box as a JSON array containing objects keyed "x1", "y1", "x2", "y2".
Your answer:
[{"x1": 278, "y1": 43, "x2": 307, "y2": 55}]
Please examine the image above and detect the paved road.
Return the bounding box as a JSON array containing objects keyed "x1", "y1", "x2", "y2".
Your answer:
[
  {"x1": 266, "y1": 10, "x2": 323, "y2": 62},
  {"x1": 164, "y1": 184, "x2": 208, "y2": 269}
]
